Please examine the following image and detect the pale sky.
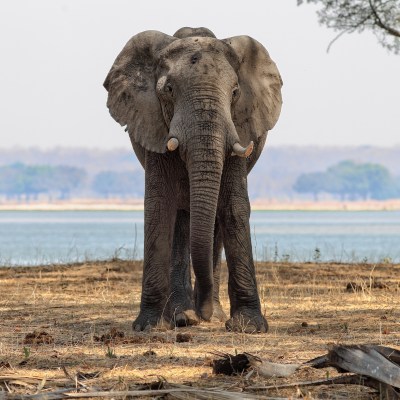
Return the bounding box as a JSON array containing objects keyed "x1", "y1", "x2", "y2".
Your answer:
[{"x1": 1, "y1": 0, "x2": 399, "y2": 150}]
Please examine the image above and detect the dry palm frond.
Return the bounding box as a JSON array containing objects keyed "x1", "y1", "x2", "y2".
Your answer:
[{"x1": 307, "y1": 345, "x2": 400, "y2": 388}]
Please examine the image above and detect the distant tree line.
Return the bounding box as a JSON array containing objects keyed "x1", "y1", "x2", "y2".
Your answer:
[
  {"x1": 3, "y1": 146, "x2": 400, "y2": 200},
  {"x1": 0, "y1": 163, "x2": 86, "y2": 200},
  {"x1": 91, "y1": 170, "x2": 144, "y2": 198},
  {"x1": 0, "y1": 163, "x2": 145, "y2": 201},
  {"x1": 294, "y1": 160, "x2": 400, "y2": 200},
  {"x1": 1, "y1": 160, "x2": 400, "y2": 202}
]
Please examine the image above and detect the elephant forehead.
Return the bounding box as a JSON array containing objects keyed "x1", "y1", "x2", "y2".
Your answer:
[
  {"x1": 158, "y1": 37, "x2": 239, "y2": 69},
  {"x1": 164, "y1": 53, "x2": 236, "y2": 83}
]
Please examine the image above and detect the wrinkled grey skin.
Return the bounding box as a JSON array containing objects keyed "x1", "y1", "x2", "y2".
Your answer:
[{"x1": 104, "y1": 27, "x2": 282, "y2": 333}]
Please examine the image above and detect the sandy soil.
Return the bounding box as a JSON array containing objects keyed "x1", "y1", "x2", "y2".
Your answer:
[
  {"x1": 2, "y1": 198, "x2": 400, "y2": 211},
  {"x1": 0, "y1": 260, "x2": 399, "y2": 399}
]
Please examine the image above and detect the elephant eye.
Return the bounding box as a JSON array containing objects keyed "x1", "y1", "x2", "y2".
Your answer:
[
  {"x1": 232, "y1": 86, "x2": 240, "y2": 102},
  {"x1": 165, "y1": 83, "x2": 173, "y2": 94}
]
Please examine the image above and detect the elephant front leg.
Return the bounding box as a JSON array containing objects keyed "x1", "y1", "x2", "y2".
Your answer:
[
  {"x1": 132, "y1": 155, "x2": 176, "y2": 331},
  {"x1": 219, "y1": 159, "x2": 267, "y2": 333}
]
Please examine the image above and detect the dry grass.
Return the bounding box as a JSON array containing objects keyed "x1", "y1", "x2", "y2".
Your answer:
[{"x1": 0, "y1": 260, "x2": 399, "y2": 399}]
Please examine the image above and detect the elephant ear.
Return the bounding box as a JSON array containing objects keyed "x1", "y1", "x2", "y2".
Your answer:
[
  {"x1": 104, "y1": 31, "x2": 177, "y2": 153},
  {"x1": 223, "y1": 36, "x2": 283, "y2": 145}
]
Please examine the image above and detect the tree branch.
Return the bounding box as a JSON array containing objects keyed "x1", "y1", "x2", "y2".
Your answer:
[
  {"x1": 326, "y1": 13, "x2": 375, "y2": 52},
  {"x1": 326, "y1": 29, "x2": 351, "y2": 52},
  {"x1": 368, "y1": 0, "x2": 400, "y2": 37}
]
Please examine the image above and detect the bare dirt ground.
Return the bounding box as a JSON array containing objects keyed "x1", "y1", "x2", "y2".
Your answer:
[{"x1": 0, "y1": 260, "x2": 399, "y2": 399}]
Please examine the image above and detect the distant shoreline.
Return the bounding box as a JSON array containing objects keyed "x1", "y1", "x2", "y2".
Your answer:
[{"x1": 1, "y1": 199, "x2": 400, "y2": 211}]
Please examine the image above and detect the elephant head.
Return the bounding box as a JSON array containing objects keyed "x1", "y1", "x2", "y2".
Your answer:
[{"x1": 104, "y1": 27, "x2": 282, "y2": 320}]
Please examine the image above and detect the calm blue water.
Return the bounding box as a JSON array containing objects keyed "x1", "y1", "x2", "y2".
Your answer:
[{"x1": 0, "y1": 210, "x2": 399, "y2": 266}]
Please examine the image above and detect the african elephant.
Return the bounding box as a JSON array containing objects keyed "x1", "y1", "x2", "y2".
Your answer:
[{"x1": 104, "y1": 27, "x2": 282, "y2": 333}]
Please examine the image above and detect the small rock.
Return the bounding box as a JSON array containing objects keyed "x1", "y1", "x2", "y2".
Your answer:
[
  {"x1": 372, "y1": 281, "x2": 389, "y2": 289},
  {"x1": 143, "y1": 350, "x2": 157, "y2": 357},
  {"x1": 346, "y1": 282, "x2": 362, "y2": 291},
  {"x1": 23, "y1": 331, "x2": 54, "y2": 345},
  {"x1": 176, "y1": 332, "x2": 193, "y2": 343},
  {"x1": 96, "y1": 327, "x2": 124, "y2": 344}
]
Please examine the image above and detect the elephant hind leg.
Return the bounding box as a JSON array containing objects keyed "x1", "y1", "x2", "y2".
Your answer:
[
  {"x1": 170, "y1": 209, "x2": 200, "y2": 327},
  {"x1": 211, "y1": 221, "x2": 227, "y2": 322},
  {"x1": 193, "y1": 220, "x2": 228, "y2": 322},
  {"x1": 170, "y1": 212, "x2": 227, "y2": 326}
]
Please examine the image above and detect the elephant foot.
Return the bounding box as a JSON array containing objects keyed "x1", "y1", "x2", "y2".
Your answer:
[
  {"x1": 225, "y1": 309, "x2": 268, "y2": 334},
  {"x1": 196, "y1": 297, "x2": 213, "y2": 321},
  {"x1": 212, "y1": 301, "x2": 227, "y2": 322},
  {"x1": 172, "y1": 309, "x2": 200, "y2": 327},
  {"x1": 193, "y1": 285, "x2": 214, "y2": 321},
  {"x1": 132, "y1": 312, "x2": 169, "y2": 332}
]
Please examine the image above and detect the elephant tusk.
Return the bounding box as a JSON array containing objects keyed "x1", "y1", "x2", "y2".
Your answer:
[
  {"x1": 232, "y1": 141, "x2": 254, "y2": 158},
  {"x1": 167, "y1": 137, "x2": 179, "y2": 151}
]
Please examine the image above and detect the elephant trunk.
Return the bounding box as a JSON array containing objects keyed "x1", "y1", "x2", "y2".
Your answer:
[{"x1": 187, "y1": 134, "x2": 224, "y2": 320}]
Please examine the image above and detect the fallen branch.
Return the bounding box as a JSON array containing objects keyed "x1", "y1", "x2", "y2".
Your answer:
[
  {"x1": 245, "y1": 352, "x2": 303, "y2": 378},
  {"x1": 308, "y1": 345, "x2": 400, "y2": 388},
  {"x1": 212, "y1": 344, "x2": 400, "y2": 399},
  {"x1": 2, "y1": 387, "x2": 285, "y2": 400}
]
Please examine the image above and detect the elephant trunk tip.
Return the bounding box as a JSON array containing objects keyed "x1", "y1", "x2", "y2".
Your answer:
[{"x1": 232, "y1": 141, "x2": 254, "y2": 158}]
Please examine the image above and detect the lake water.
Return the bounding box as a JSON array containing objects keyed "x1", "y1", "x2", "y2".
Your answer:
[{"x1": 0, "y1": 210, "x2": 399, "y2": 266}]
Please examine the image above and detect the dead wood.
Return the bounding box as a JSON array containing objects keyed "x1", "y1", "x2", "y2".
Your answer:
[
  {"x1": 309, "y1": 345, "x2": 400, "y2": 388},
  {"x1": 211, "y1": 352, "x2": 250, "y2": 375},
  {"x1": 1, "y1": 387, "x2": 285, "y2": 399},
  {"x1": 245, "y1": 352, "x2": 302, "y2": 378},
  {"x1": 212, "y1": 345, "x2": 400, "y2": 399},
  {"x1": 248, "y1": 373, "x2": 399, "y2": 397}
]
